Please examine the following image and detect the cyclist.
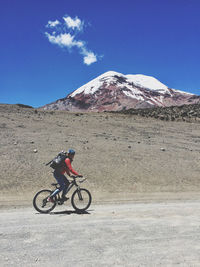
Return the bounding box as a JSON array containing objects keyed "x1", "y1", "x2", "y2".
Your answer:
[{"x1": 47, "y1": 149, "x2": 82, "y2": 202}]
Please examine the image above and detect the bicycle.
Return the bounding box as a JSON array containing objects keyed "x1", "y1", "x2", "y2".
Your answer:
[{"x1": 33, "y1": 176, "x2": 92, "y2": 213}]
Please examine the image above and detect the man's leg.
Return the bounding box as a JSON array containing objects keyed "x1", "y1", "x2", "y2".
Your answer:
[
  {"x1": 49, "y1": 171, "x2": 66, "y2": 198},
  {"x1": 61, "y1": 176, "x2": 70, "y2": 199}
]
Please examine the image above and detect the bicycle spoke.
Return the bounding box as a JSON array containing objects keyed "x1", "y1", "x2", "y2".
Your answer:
[
  {"x1": 33, "y1": 190, "x2": 56, "y2": 213},
  {"x1": 71, "y1": 188, "x2": 91, "y2": 211}
]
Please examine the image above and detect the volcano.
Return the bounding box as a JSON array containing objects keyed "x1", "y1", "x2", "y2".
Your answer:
[{"x1": 42, "y1": 71, "x2": 200, "y2": 111}]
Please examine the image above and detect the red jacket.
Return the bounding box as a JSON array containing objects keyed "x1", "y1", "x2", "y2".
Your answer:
[{"x1": 61, "y1": 158, "x2": 79, "y2": 176}]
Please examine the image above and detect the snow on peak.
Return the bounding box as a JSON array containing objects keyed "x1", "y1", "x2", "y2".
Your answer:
[
  {"x1": 98, "y1": 70, "x2": 122, "y2": 78},
  {"x1": 70, "y1": 71, "x2": 170, "y2": 97},
  {"x1": 70, "y1": 71, "x2": 122, "y2": 97},
  {"x1": 126, "y1": 74, "x2": 169, "y2": 92}
]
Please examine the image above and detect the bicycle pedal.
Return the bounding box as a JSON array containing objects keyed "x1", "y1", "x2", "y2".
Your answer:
[{"x1": 42, "y1": 200, "x2": 47, "y2": 207}]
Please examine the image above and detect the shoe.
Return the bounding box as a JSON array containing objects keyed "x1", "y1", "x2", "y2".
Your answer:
[
  {"x1": 47, "y1": 197, "x2": 55, "y2": 203},
  {"x1": 61, "y1": 196, "x2": 69, "y2": 202}
]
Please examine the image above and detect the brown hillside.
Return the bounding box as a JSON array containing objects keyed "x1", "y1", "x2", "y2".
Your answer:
[{"x1": 0, "y1": 104, "x2": 200, "y2": 206}]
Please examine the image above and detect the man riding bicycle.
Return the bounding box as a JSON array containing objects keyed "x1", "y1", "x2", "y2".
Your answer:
[{"x1": 47, "y1": 149, "x2": 82, "y2": 203}]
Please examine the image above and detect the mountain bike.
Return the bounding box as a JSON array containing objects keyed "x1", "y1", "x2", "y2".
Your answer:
[{"x1": 33, "y1": 176, "x2": 92, "y2": 213}]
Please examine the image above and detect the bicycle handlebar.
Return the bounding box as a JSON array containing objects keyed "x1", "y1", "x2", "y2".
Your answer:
[
  {"x1": 70, "y1": 175, "x2": 83, "y2": 179},
  {"x1": 70, "y1": 175, "x2": 86, "y2": 183}
]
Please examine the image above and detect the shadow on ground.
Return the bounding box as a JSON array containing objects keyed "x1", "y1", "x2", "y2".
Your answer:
[
  {"x1": 34, "y1": 209, "x2": 92, "y2": 215},
  {"x1": 50, "y1": 209, "x2": 91, "y2": 215}
]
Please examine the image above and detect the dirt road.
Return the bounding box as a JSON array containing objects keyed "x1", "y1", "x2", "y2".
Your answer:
[{"x1": 1, "y1": 201, "x2": 200, "y2": 266}]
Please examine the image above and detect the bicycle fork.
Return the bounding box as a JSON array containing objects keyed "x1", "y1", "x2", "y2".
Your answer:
[
  {"x1": 66, "y1": 183, "x2": 83, "y2": 200},
  {"x1": 77, "y1": 186, "x2": 83, "y2": 201}
]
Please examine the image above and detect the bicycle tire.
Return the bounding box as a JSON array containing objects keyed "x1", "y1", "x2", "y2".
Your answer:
[
  {"x1": 33, "y1": 189, "x2": 57, "y2": 213},
  {"x1": 71, "y1": 188, "x2": 92, "y2": 212}
]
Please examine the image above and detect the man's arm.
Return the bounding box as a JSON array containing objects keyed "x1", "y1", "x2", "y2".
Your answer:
[{"x1": 65, "y1": 158, "x2": 79, "y2": 176}]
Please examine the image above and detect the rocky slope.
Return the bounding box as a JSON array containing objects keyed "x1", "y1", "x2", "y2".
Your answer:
[
  {"x1": 1, "y1": 104, "x2": 200, "y2": 206},
  {"x1": 114, "y1": 103, "x2": 200, "y2": 122},
  {"x1": 42, "y1": 71, "x2": 200, "y2": 112}
]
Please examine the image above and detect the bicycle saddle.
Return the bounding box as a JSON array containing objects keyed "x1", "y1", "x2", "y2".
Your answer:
[{"x1": 51, "y1": 183, "x2": 58, "y2": 186}]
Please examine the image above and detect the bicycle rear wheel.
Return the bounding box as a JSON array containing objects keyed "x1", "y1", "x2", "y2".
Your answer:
[
  {"x1": 71, "y1": 188, "x2": 92, "y2": 212},
  {"x1": 33, "y1": 189, "x2": 57, "y2": 213}
]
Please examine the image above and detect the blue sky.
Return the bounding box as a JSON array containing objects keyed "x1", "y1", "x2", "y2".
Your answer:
[{"x1": 1, "y1": 0, "x2": 200, "y2": 107}]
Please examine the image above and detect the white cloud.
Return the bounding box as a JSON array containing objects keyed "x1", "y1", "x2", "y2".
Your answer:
[
  {"x1": 45, "y1": 32, "x2": 75, "y2": 48},
  {"x1": 63, "y1": 16, "x2": 83, "y2": 31},
  {"x1": 46, "y1": 20, "x2": 60, "y2": 28},
  {"x1": 45, "y1": 15, "x2": 100, "y2": 66},
  {"x1": 45, "y1": 32, "x2": 85, "y2": 50},
  {"x1": 82, "y1": 51, "x2": 97, "y2": 65}
]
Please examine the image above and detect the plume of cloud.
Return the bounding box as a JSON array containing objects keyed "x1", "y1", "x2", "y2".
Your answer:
[
  {"x1": 46, "y1": 20, "x2": 60, "y2": 28},
  {"x1": 45, "y1": 15, "x2": 99, "y2": 65},
  {"x1": 80, "y1": 48, "x2": 97, "y2": 65},
  {"x1": 45, "y1": 32, "x2": 82, "y2": 49},
  {"x1": 63, "y1": 16, "x2": 84, "y2": 31}
]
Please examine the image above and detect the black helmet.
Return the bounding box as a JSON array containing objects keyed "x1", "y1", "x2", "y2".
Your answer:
[{"x1": 68, "y1": 149, "x2": 75, "y2": 155}]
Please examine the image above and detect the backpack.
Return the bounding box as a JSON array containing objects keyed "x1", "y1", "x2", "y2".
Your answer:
[{"x1": 46, "y1": 151, "x2": 67, "y2": 170}]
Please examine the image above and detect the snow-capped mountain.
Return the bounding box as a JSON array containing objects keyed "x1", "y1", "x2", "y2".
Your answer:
[{"x1": 42, "y1": 71, "x2": 200, "y2": 111}]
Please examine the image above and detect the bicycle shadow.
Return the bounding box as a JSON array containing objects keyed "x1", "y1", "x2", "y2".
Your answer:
[{"x1": 49, "y1": 209, "x2": 92, "y2": 215}]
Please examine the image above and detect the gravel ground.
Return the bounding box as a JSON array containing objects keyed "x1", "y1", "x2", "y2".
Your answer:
[{"x1": 1, "y1": 201, "x2": 200, "y2": 267}]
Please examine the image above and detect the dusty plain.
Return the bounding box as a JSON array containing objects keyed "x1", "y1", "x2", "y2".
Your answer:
[{"x1": 0, "y1": 104, "x2": 200, "y2": 266}]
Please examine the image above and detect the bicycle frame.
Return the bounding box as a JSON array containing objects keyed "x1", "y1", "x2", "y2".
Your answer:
[
  {"x1": 65, "y1": 179, "x2": 80, "y2": 195},
  {"x1": 53, "y1": 177, "x2": 82, "y2": 201}
]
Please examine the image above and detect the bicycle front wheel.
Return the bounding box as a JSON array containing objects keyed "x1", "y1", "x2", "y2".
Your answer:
[
  {"x1": 71, "y1": 188, "x2": 92, "y2": 212},
  {"x1": 33, "y1": 189, "x2": 57, "y2": 213}
]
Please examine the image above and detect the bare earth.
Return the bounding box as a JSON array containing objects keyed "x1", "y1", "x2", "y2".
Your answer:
[
  {"x1": 0, "y1": 104, "x2": 200, "y2": 266},
  {"x1": 1, "y1": 104, "x2": 200, "y2": 203}
]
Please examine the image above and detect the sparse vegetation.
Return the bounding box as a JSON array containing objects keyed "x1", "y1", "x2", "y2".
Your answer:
[
  {"x1": 112, "y1": 103, "x2": 200, "y2": 122},
  {"x1": 0, "y1": 103, "x2": 200, "y2": 206}
]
